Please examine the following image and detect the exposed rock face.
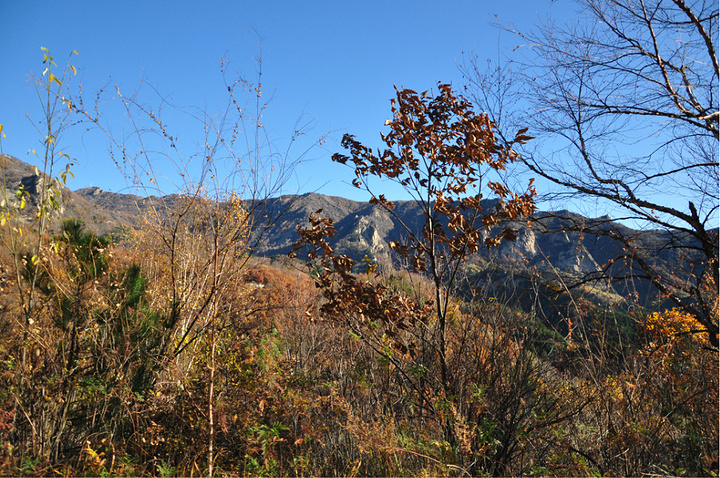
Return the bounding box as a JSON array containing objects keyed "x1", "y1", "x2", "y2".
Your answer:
[
  {"x1": 335, "y1": 206, "x2": 395, "y2": 260},
  {"x1": 488, "y1": 223, "x2": 603, "y2": 275},
  {"x1": 541, "y1": 230, "x2": 601, "y2": 274},
  {"x1": 83, "y1": 186, "x2": 104, "y2": 196},
  {"x1": 498, "y1": 226, "x2": 537, "y2": 263},
  {"x1": 257, "y1": 196, "x2": 650, "y2": 281}
]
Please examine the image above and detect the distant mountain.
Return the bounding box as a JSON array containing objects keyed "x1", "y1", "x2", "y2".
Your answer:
[
  {"x1": 0, "y1": 154, "x2": 122, "y2": 234},
  {"x1": 261, "y1": 193, "x2": 706, "y2": 327},
  {"x1": 1, "y1": 154, "x2": 699, "y2": 315},
  {"x1": 0, "y1": 154, "x2": 189, "y2": 235},
  {"x1": 249, "y1": 193, "x2": 700, "y2": 310},
  {"x1": 251, "y1": 193, "x2": 687, "y2": 277}
]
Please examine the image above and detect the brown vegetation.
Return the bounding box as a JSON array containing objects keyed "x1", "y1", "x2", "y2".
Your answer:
[
  {"x1": 0, "y1": 215, "x2": 716, "y2": 476},
  {"x1": 0, "y1": 3, "x2": 717, "y2": 473}
]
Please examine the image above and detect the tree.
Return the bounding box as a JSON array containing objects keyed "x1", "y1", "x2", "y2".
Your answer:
[
  {"x1": 292, "y1": 84, "x2": 543, "y2": 472},
  {"x1": 330, "y1": 83, "x2": 536, "y2": 393},
  {"x1": 464, "y1": 0, "x2": 719, "y2": 346},
  {"x1": 0, "y1": 48, "x2": 83, "y2": 465},
  {"x1": 0, "y1": 48, "x2": 77, "y2": 327}
]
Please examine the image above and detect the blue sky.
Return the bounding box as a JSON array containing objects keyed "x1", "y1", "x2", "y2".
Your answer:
[{"x1": 1, "y1": 0, "x2": 571, "y2": 201}]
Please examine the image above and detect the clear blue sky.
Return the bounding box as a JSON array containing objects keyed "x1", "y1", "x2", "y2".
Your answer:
[{"x1": 1, "y1": 0, "x2": 571, "y2": 201}]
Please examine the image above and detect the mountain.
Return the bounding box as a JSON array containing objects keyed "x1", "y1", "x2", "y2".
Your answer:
[
  {"x1": 1, "y1": 154, "x2": 698, "y2": 314},
  {"x1": 0, "y1": 154, "x2": 122, "y2": 234},
  {"x1": 0, "y1": 154, "x2": 194, "y2": 236},
  {"x1": 251, "y1": 193, "x2": 688, "y2": 280},
  {"x1": 250, "y1": 193, "x2": 701, "y2": 311}
]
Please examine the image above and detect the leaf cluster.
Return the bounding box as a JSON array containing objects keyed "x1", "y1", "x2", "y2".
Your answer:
[
  {"x1": 333, "y1": 84, "x2": 537, "y2": 271},
  {"x1": 291, "y1": 209, "x2": 432, "y2": 356}
]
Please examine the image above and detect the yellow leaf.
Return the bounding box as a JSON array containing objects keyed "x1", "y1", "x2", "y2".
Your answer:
[
  {"x1": 73, "y1": 50, "x2": 79, "y2": 55},
  {"x1": 19, "y1": 198, "x2": 25, "y2": 209},
  {"x1": 41, "y1": 46, "x2": 49, "y2": 52},
  {"x1": 0, "y1": 124, "x2": 3, "y2": 133},
  {"x1": 70, "y1": 65, "x2": 77, "y2": 75}
]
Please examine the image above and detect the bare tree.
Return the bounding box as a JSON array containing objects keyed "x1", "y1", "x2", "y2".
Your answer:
[
  {"x1": 463, "y1": 0, "x2": 719, "y2": 346},
  {"x1": 72, "y1": 54, "x2": 321, "y2": 475}
]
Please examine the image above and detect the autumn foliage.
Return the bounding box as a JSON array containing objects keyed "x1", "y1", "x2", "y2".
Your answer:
[
  {"x1": 0, "y1": 51, "x2": 716, "y2": 477},
  {"x1": 0, "y1": 213, "x2": 717, "y2": 476}
]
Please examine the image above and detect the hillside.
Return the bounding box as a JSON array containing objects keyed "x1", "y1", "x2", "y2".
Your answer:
[
  {"x1": 1, "y1": 155, "x2": 715, "y2": 477},
  {"x1": 0, "y1": 154, "x2": 123, "y2": 234},
  {"x1": 248, "y1": 193, "x2": 697, "y2": 313},
  {"x1": 1, "y1": 153, "x2": 698, "y2": 312}
]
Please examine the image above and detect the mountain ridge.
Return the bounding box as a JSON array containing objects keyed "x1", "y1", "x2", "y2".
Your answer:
[{"x1": 1, "y1": 154, "x2": 698, "y2": 312}]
